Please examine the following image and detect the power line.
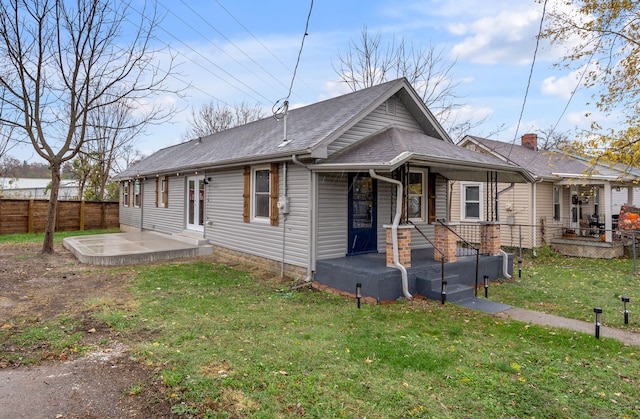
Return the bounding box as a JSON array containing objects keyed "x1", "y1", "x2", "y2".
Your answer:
[
  {"x1": 175, "y1": 0, "x2": 293, "y2": 96},
  {"x1": 508, "y1": 0, "x2": 548, "y2": 159},
  {"x1": 129, "y1": 4, "x2": 272, "y2": 105},
  {"x1": 213, "y1": 0, "x2": 316, "y2": 94},
  {"x1": 273, "y1": 0, "x2": 314, "y2": 119}
]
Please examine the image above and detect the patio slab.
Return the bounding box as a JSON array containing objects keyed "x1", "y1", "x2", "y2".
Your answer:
[{"x1": 63, "y1": 231, "x2": 213, "y2": 266}]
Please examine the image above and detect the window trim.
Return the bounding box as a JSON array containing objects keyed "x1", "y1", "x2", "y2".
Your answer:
[
  {"x1": 553, "y1": 186, "x2": 561, "y2": 221},
  {"x1": 408, "y1": 169, "x2": 427, "y2": 222},
  {"x1": 133, "y1": 180, "x2": 141, "y2": 208},
  {"x1": 251, "y1": 165, "x2": 271, "y2": 222},
  {"x1": 460, "y1": 182, "x2": 483, "y2": 221},
  {"x1": 159, "y1": 176, "x2": 168, "y2": 208},
  {"x1": 123, "y1": 181, "x2": 130, "y2": 207}
]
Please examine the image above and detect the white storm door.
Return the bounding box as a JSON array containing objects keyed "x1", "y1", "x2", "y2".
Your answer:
[{"x1": 186, "y1": 175, "x2": 205, "y2": 231}]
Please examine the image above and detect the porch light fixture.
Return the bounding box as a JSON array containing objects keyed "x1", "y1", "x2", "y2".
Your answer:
[
  {"x1": 483, "y1": 275, "x2": 489, "y2": 298},
  {"x1": 622, "y1": 296, "x2": 630, "y2": 325},
  {"x1": 356, "y1": 283, "x2": 362, "y2": 309},
  {"x1": 594, "y1": 307, "x2": 603, "y2": 339},
  {"x1": 441, "y1": 281, "x2": 447, "y2": 305}
]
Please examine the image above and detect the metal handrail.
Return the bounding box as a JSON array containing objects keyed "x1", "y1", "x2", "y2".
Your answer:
[
  {"x1": 435, "y1": 219, "x2": 480, "y2": 297},
  {"x1": 408, "y1": 220, "x2": 447, "y2": 303}
]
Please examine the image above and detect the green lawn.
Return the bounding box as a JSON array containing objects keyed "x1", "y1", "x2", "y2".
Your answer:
[
  {"x1": 2, "y1": 233, "x2": 640, "y2": 417},
  {"x1": 491, "y1": 247, "x2": 640, "y2": 333},
  {"x1": 0, "y1": 228, "x2": 119, "y2": 244},
  {"x1": 101, "y1": 261, "x2": 639, "y2": 418}
]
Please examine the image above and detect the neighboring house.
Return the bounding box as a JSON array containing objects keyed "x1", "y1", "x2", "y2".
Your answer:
[
  {"x1": 0, "y1": 177, "x2": 79, "y2": 200},
  {"x1": 456, "y1": 134, "x2": 640, "y2": 256},
  {"x1": 113, "y1": 78, "x2": 531, "y2": 300}
]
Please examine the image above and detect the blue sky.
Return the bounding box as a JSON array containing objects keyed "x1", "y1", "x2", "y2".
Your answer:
[{"x1": 14, "y1": 0, "x2": 607, "y2": 163}]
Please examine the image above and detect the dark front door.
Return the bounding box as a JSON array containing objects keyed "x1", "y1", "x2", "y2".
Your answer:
[{"x1": 348, "y1": 173, "x2": 377, "y2": 255}]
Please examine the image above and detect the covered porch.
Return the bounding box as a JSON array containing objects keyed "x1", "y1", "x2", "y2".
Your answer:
[
  {"x1": 309, "y1": 127, "x2": 534, "y2": 303},
  {"x1": 314, "y1": 247, "x2": 513, "y2": 306}
]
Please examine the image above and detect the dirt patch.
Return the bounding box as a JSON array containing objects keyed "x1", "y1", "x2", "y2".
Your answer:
[{"x1": 0, "y1": 242, "x2": 177, "y2": 418}]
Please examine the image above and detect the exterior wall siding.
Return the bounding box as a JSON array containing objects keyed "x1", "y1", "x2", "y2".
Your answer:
[
  {"x1": 142, "y1": 176, "x2": 185, "y2": 234},
  {"x1": 316, "y1": 172, "x2": 349, "y2": 260},
  {"x1": 328, "y1": 96, "x2": 424, "y2": 155},
  {"x1": 205, "y1": 165, "x2": 309, "y2": 269},
  {"x1": 118, "y1": 182, "x2": 141, "y2": 230}
]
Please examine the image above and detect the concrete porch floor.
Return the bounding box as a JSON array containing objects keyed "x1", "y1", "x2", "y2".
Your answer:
[{"x1": 63, "y1": 231, "x2": 213, "y2": 266}]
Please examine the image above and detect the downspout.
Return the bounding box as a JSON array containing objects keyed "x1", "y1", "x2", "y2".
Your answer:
[
  {"x1": 369, "y1": 169, "x2": 412, "y2": 299},
  {"x1": 532, "y1": 180, "x2": 539, "y2": 257},
  {"x1": 292, "y1": 155, "x2": 313, "y2": 283},
  {"x1": 281, "y1": 163, "x2": 287, "y2": 278},
  {"x1": 497, "y1": 183, "x2": 515, "y2": 279}
]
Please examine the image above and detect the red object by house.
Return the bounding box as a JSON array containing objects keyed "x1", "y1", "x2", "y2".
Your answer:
[{"x1": 618, "y1": 205, "x2": 640, "y2": 230}]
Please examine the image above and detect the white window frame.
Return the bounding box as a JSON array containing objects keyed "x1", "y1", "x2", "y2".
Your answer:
[
  {"x1": 553, "y1": 186, "x2": 561, "y2": 221},
  {"x1": 133, "y1": 180, "x2": 141, "y2": 208},
  {"x1": 160, "y1": 177, "x2": 168, "y2": 208},
  {"x1": 408, "y1": 169, "x2": 427, "y2": 222},
  {"x1": 123, "y1": 181, "x2": 130, "y2": 207},
  {"x1": 460, "y1": 182, "x2": 483, "y2": 221},
  {"x1": 252, "y1": 166, "x2": 270, "y2": 222}
]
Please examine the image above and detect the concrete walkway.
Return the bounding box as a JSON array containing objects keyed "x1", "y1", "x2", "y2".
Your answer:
[{"x1": 496, "y1": 307, "x2": 640, "y2": 346}]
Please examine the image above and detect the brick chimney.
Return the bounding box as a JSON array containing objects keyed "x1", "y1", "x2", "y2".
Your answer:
[{"x1": 521, "y1": 133, "x2": 538, "y2": 151}]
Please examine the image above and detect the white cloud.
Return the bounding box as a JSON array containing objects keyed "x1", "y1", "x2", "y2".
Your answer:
[{"x1": 448, "y1": 6, "x2": 546, "y2": 65}]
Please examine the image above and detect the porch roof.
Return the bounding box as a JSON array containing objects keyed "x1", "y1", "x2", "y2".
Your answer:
[{"x1": 309, "y1": 126, "x2": 534, "y2": 183}]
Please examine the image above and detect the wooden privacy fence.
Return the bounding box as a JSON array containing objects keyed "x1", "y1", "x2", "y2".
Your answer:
[{"x1": 0, "y1": 198, "x2": 119, "y2": 235}]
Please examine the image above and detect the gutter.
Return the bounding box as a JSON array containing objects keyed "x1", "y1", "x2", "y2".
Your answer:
[{"x1": 368, "y1": 169, "x2": 412, "y2": 299}]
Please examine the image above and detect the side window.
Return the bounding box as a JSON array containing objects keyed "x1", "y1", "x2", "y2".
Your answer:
[
  {"x1": 123, "y1": 182, "x2": 129, "y2": 207},
  {"x1": 408, "y1": 170, "x2": 425, "y2": 221},
  {"x1": 160, "y1": 177, "x2": 168, "y2": 208},
  {"x1": 553, "y1": 187, "x2": 560, "y2": 221},
  {"x1": 253, "y1": 167, "x2": 270, "y2": 220},
  {"x1": 461, "y1": 182, "x2": 482, "y2": 221},
  {"x1": 134, "y1": 181, "x2": 141, "y2": 208}
]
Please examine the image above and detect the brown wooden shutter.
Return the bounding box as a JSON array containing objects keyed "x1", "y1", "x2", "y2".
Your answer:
[
  {"x1": 270, "y1": 163, "x2": 279, "y2": 226},
  {"x1": 243, "y1": 166, "x2": 250, "y2": 222},
  {"x1": 428, "y1": 174, "x2": 437, "y2": 223},
  {"x1": 155, "y1": 177, "x2": 159, "y2": 207}
]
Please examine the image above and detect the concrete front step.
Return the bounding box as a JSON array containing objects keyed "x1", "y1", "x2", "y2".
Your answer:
[
  {"x1": 416, "y1": 275, "x2": 475, "y2": 303},
  {"x1": 171, "y1": 230, "x2": 209, "y2": 246}
]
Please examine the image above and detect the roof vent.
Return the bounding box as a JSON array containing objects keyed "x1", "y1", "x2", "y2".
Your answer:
[{"x1": 385, "y1": 98, "x2": 396, "y2": 116}]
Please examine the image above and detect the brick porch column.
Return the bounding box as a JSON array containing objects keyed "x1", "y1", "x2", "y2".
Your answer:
[
  {"x1": 480, "y1": 222, "x2": 501, "y2": 255},
  {"x1": 384, "y1": 224, "x2": 414, "y2": 267},
  {"x1": 434, "y1": 222, "x2": 458, "y2": 263}
]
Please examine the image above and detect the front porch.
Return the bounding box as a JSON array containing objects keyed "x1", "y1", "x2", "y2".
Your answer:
[{"x1": 314, "y1": 247, "x2": 513, "y2": 303}]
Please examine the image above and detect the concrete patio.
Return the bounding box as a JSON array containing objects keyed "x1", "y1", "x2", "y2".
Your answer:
[{"x1": 62, "y1": 231, "x2": 213, "y2": 266}]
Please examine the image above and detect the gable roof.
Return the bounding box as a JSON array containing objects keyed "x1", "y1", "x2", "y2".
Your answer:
[
  {"x1": 460, "y1": 135, "x2": 634, "y2": 182},
  {"x1": 312, "y1": 127, "x2": 533, "y2": 183},
  {"x1": 115, "y1": 78, "x2": 451, "y2": 180}
]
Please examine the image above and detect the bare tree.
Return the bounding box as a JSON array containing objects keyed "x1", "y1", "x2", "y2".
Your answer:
[
  {"x1": 183, "y1": 101, "x2": 265, "y2": 140},
  {"x1": 535, "y1": 126, "x2": 571, "y2": 150},
  {"x1": 333, "y1": 26, "x2": 478, "y2": 138},
  {"x1": 82, "y1": 99, "x2": 145, "y2": 200},
  {"x1": 0, "y1": 0, "x2": 178, "y2": 253}
]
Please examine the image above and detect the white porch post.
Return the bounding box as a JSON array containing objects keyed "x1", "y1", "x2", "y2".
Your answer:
[
  {"x1": 604, "y1": 182, "x2": 612, "y2": 242},
  {"x1": 630, "y1": 186, "x2": 636, "y2": 206}
]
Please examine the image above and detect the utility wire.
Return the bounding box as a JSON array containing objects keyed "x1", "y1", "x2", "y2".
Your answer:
[
  {"x1": 176, "y1": 0, "x2": 294, "y2": 97},
  {"x1": 508, "y1": 0, "x2": 548, "y2": 159},
  {"x1": 273, "y1": 0, "x2": 314, "y2": 119},
  {"x1": 129, "y1": 4, "x2": 272, "y2": 105},
  {"x1": 214, "y1": 0, "x2": 316, "y2": 94}
]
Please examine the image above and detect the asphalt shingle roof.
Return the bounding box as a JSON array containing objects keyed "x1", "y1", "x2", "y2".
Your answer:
[
  {"x1": 115, "y1": 79, "x2": 414, "y2": 179},
  {"x1": 464, "y1": 136, "x2": 617, "y2": 178},
  {"x1": 315, "y1": 127, "x2": 532, "y2": 183}
]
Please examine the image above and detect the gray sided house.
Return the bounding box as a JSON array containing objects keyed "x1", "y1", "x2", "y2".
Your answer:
[{"x1": 114, "y1": 78, "x2": 531, "y2": 301}]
